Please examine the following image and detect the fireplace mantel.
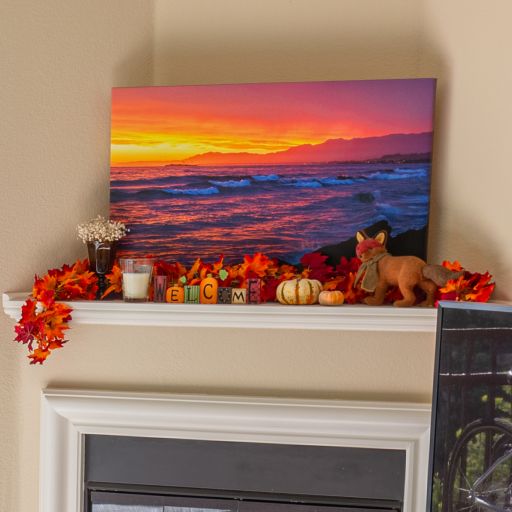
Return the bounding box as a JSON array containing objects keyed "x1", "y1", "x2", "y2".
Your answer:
[
  {"x1": 2, "y1": 291, "x2": 437, "y2": 331},
  {"x1": 40, "y1": 389, "x2": 431, "y2": 512}
]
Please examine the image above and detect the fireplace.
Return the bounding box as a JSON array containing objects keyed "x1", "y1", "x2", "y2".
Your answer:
[
  {"x1": 39, "y1": 390, "x2": 430, "y2": 512},
  {"x1": 85, "y1": 435, "x2": 405, "y2": 511}
]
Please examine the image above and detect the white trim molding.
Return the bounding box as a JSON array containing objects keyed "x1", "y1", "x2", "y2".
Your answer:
[
  {"x1": 4, "y1": 292, "x2": 437, "y2": 332},
  {"x1": 40, "y1": 389, "x2": 431, "y2": 512}
]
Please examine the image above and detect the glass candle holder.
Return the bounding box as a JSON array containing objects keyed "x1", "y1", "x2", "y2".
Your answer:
[
  {"x1": 87, "y1": 241, "x2": 117, "y2": 299},
  {"x1": 94, "y1": 242, "x2": 112, "y2": 300},
  {"x1": 119, "y1": 258, "x2": 154, "y2": 302},
  {"x1": 87, "y1": 240, "x2": 117, "y2": 274}
]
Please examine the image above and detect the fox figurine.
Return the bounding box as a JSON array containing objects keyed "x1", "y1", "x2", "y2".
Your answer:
[{"x1": 354, "y1": 230, "x2": 462, "y2": 307}]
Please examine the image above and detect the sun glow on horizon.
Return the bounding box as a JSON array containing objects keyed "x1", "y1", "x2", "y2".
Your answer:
[{"x1": 110, "y1": 80, "x2": 435, "y2": 166}]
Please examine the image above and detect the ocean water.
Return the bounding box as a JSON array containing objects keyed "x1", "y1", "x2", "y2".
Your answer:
[{"x1": 110, "y1": 162, "x2": 431, "y2": 264}]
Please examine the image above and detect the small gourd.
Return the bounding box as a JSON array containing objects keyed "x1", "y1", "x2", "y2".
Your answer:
[
  {"x1": 276, "y1": 278, "x2": 322, "y2": 305},
  {"x1": 318, "y1": 290, "x2": 345, "y2": 306}
]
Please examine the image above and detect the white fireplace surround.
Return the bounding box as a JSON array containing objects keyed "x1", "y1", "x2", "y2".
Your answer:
[{"x1": 41, "y1": 389, "x2": 431, "y2": 512}]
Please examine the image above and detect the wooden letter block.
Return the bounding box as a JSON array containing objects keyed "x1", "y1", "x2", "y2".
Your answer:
[
  {"x1": 153, "y1": 276, "x2": 168, "y2": 303},
  {"x1": 200, "y1": 277, "x2": 218, "y2": 304},
  {"x1": 217, "y1": 287, "x2": 232, "y2": 304},
  {"x1": 231, "y1": 288, "x2": 247, "y2": 304},
  {"x1": 246, "y1": 278, "x2": 261, "y2": 304},
  {"x1": 184, "y1": 285, "x2": 200, "y2": 304},
  {"x1": 166, "y1": 286, "x2": 184, "y2": 303}
]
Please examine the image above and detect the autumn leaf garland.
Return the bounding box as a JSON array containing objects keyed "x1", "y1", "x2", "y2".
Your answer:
[
  {"x1": 13, "y1": 255, "x2": 494, "y2": 365},
  {"x1": 15, "y1": 259, "x2": 97, "y2": 364},
  {"x1": 439, "y1": 260, "x2": 495, "y2": 303}
]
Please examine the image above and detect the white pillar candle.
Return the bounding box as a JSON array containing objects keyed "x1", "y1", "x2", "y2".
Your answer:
[{"x1": 122, "y1": 272, "x2": 151, "y2": 301}]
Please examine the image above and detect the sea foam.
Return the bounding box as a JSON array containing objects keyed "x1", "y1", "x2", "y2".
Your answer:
[
  {"x1": 164, "y1": 186, "x2": 220, "y2": 196},
  {"x1": 209, "y1": 179, "x2": 251, "y2": 188},
  {"x1": 252, "y1": 174, "x2": 280, "y2": 182}
]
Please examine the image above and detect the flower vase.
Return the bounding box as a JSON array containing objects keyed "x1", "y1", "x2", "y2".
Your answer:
[{"x1": 87, "y1": 241, "x2": 117, "y2": 299}]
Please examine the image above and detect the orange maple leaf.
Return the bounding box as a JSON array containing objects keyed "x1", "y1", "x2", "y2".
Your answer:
[
  {"x1": 341, "y1": 272, "x2": 368, "y2": 304},
  {"x1": 28, "y1": 347, "x2": 51, "y2": 365},
  {"x1": 439, "y1": 266, "x2": 495, "y2": 303},
  {"x1": 241, "y1": 253, "x2": 276, "y2": 278},
  {"x1": 101, "y1": 263, "x2": 123, "y2": 299},
  {"x1": 442, "y1": 260, "x2": 464, "y2": 272},
  {"x1": 211, "y1": 255, "x2": 224, "y2": 273},
  {"x1": 186, "y1": 258, "x2": 203, "y2": 282},
  {"x1": 33, "y1": 274, "x2": 58, "y2": 301},
  {"x1": 322, "y1": 276, "x2": 344, "y2": 291},
  {"x1": 40, "y1": 302, "x2": 72, "y2": 340}
]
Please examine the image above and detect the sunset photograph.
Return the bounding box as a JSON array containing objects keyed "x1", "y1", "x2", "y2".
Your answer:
[{"x1": 110, "y1": 79, "x2": 436, "y2": 263}]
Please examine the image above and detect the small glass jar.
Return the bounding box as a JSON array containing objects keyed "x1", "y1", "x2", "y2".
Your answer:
[{"x1": 119, "y1": 258, "x2": 154, "y2": 302}]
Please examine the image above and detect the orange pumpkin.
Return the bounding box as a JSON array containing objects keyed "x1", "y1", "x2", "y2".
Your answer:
[
  {"x1": 166, "y1": 285, "x2": 184, "y2": 303},
  {"x1": 276, "y1": 278, "x2": 322, "y2": 305},
  {"x1": 318, "y1": 290, "x2": 344, "y2": 306},
  {"x1": 200, "y1": 275, "x2": 218, "y2": 304}
]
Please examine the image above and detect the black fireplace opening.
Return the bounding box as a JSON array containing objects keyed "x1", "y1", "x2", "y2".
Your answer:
[{"x1": 85, "y1": 435, "x2": 406, "y2": 512}]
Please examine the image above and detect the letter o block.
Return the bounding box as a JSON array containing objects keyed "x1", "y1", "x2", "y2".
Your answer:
[{"x1": 217, "y1": 287, "x2": 232, "y2": 304}]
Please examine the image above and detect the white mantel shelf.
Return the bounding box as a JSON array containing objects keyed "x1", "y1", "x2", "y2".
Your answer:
[{"x1": 2, "y1": 291, "x2": 437, "y2": 332}]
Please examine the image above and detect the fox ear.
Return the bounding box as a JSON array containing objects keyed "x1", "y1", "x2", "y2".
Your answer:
[
  {"x1": 356, "y1": 231, "x2": 366, "y2": 243},
  {"x1": 374, "y1": 231, "x2": 388, "y2": 246}
]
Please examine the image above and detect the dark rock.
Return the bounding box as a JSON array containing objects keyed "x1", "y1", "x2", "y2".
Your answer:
[
  {"x1": 317, "y1": 220, "x2": 428, "y2": 266},
  {"x1": 354, "y1": 192, "x2": 375, "y2": 203}
]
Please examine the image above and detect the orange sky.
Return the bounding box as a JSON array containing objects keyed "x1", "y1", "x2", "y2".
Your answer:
[{"x1": 111, "y1": 80, "x2": 435, "y2": 166}]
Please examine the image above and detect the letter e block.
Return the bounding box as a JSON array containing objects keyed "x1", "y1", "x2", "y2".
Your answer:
[{"x1": 247, "y1": 278, "x2": 261, "y2": 304}]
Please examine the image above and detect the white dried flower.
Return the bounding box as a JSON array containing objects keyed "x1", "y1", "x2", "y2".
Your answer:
[{"x1": 77, "y1": 215, "x2": 129, "y2": 243}]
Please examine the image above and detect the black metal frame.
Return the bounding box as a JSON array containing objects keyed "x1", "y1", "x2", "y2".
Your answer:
[{"x1": 426, "y1": 301, "x2": 512, "y2": 512}]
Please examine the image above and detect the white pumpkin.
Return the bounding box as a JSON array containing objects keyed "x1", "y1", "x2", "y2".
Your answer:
[{"x1": 276, "y1": 278, "x2": 323, "y2": 305}]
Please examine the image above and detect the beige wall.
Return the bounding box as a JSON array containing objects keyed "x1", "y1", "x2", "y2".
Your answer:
[
  {"x1": 1, "y1": 1, "x2": 155, "y2": 509},
  {"x1": 1, "y1": 0, "x2": 511, "y2": 510}
]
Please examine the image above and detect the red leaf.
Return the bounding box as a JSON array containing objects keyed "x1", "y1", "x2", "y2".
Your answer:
[
  {"x1": 300, "y1": 252, "x2": 333, "y2": 281},
  {"x1": 335, "y1": 256, "x2": 362, "y2": 275}
]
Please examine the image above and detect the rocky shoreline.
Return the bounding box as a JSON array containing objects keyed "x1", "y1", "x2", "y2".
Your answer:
[{"x1": 317, "y1": 220, "x2": 428, "y2": 266}]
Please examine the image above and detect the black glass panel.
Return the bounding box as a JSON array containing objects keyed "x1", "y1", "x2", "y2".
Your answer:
[
  {"x1": 428, "y1": 302, "x2": 512, "y2": 512},
  {"x1": 85, "y1": 435, "x2": 405, "y2": 503}
]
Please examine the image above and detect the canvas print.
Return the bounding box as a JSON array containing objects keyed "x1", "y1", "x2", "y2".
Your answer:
[{"x1": 110, "y1": 79, "x2": 436, "y2": 264}]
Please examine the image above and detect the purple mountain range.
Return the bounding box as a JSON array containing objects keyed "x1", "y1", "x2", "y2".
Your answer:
[{"x1": 175, "y1": 132, "x2": 433, "y2": 166}]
